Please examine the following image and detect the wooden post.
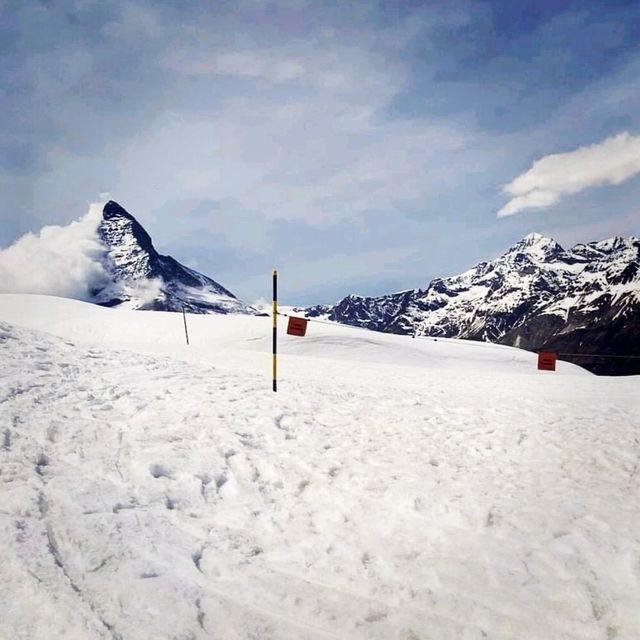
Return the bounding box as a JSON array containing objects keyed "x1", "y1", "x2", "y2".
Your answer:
[
  {"x1": 182, "y1": 305, "x2": 190, "y2": 346},
  {"x1": 272, "y1": 269, "x2": 277, "y2": 392}
]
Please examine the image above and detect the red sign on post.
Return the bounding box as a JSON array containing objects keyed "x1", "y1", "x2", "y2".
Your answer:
[
  {"x1": 287, "y1": 316, "x2": 308, "y2": 337},
  {"x1": 537, "y1": 351, "x2": 557, "y2": 371}
]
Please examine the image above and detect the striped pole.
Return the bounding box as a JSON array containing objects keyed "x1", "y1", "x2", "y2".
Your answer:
[{"x1": 272, "y1": 269, "x2": 278, "y2": 392}]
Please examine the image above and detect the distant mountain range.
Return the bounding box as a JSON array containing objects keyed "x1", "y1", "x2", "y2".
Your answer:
[
  {"x1": 91, "y1": 201, "x2": 257, "y2": 315},
  {"x1": 298, "y1": 233, "x2": 640, "y2": 375}
]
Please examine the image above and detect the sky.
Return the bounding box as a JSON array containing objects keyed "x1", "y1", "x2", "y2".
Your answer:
[{"x1": 1, "y1": 0, "x2": 640, "y2": 305}]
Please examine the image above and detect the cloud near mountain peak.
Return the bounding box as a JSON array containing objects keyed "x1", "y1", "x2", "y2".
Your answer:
[
  {"x1": 0, "y1": 203, "x2": 108, "y2": 300},
  {"x1": 497, "y1": 132, "x2": 640, "y2": 218}
]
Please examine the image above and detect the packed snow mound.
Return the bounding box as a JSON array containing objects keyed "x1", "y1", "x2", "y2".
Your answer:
[
  {"x1": 0, "y1": 201, "x2": 257, "y2": 315},
  {"x1": 2, "y1": 294, "x2": 639, "y2": 640}
]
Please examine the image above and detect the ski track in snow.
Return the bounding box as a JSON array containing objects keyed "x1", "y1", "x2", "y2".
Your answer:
[{"x1": 1, "y1": 312, "x2": 639, "y2": 639}]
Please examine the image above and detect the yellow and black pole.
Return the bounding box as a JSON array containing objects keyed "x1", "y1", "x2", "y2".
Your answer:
[{"x1": 272, "y1": 269, "x2": 278, "y2": 392}]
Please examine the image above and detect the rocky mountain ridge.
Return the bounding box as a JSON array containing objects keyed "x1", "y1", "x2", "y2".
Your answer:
[
  {"x1": 300, "y1": 232, "x2": 640, "y2": 375},
  {"x1": 91, "y1": 201, "x2": 257, "y2": 315}
]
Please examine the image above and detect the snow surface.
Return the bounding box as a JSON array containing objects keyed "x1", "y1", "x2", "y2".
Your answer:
[{"x1": 1, "y1": 294, "x2": 639, "y2": 640}]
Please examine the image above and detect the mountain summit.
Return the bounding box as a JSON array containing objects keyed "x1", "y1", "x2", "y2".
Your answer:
[
  {"x1": 505, "y1": 232, "x2": 564, "y2": 261},
  {"x1": 92, "y1": 201, "x2": 256, "y2": 314},
  {"x1": 300, "y1": 233, "x2": 640, "y2": 375}
]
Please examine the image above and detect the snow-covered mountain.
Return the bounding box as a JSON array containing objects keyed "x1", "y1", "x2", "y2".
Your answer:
[
  {"x1": 300, "y1": 233, "x2": 640, "y2": 375},
  {"x1": 92, "y1": 201, "x2": 257, "y2": 314}
]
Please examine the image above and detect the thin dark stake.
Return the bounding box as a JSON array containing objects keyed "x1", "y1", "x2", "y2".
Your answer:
[{"x1": 182, "y1": 306, "x2": 190, "y2": 346}]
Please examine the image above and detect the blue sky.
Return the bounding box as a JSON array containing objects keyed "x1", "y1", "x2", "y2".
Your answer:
[{"x1": 1, "y1": 0, "x2": 639, "y2": 304}]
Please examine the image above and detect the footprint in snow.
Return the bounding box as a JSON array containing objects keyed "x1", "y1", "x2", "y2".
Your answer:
[
  {"x1": 149, "y1": 463, "x2": 172, "y2": 479},
  {"x1": 35, "y1": 453, "x2": 49, "y2": 476},
  {"x1": 364, "y1": 610, "x2": 388, "y2": 623}
]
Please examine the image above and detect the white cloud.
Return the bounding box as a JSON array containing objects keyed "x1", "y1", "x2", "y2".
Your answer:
[
  {"x1": 497, "y1": 132, "x2": 640, "y2": 217},
  {"x1": 0, "y1": 203, "x2": 108, "y2": 300},
  {"x1": 120, "y1": 277, "x2": 164, "y2": 308}
]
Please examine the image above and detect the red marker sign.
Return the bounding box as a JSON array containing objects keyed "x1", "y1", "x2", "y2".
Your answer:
[
  {"x1": 287, "y1": 316, "x2": 308, "y2": 337},
  {"x1": 537, "y1": 351, "x2": 557, "y2": 371}
]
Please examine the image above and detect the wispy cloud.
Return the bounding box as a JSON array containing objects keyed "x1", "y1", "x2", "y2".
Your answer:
[
  {"x1": 497, "y1": 132, "x2": 640, "y2": 217},
  {"x1": 111, "y1": 10, "x2": 472, "y2": 228},
  {"x1": 162, "y1": 47, "x2": 307, "y2": 83}
]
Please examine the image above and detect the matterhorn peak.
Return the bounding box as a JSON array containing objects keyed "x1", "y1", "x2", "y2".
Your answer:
[
  {"x1": 103, "y1": 200, "x2": 132, "y2": 219},
  {"x1": 91, "y1": 201, "x2": 257, "y2": 315}
]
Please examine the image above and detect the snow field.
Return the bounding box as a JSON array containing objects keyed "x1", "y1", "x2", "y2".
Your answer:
[{"x1": 1, "y1": 295, "x2": 639, "y2": 639}]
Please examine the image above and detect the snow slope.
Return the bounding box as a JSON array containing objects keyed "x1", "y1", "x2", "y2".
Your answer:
[{"x1": 1, "y1": 294, "x2": 639, "y2": 640}]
